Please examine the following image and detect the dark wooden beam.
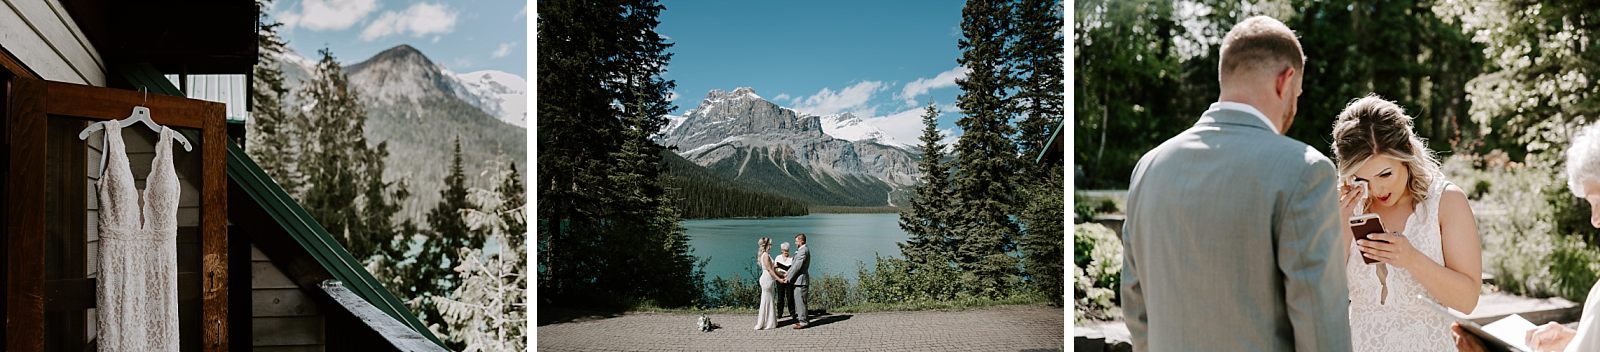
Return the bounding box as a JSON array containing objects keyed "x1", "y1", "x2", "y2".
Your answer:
[
  {"x1": 44, "y1": 81, "x2": 221, "y2": 129},
  {"x1": 201, "y1": 102, "x2": 228, "y2": 351},
  {"x1": 7, "y1": 76, "x2": 46, "y2": 352},
  {"x1": 0, "y1": 47, "x2": 39, "y2": 81}
]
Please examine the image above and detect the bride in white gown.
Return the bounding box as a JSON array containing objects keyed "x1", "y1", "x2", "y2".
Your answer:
[
  {"x1": 753, "y1": 237, "x2": 785, "y2": 330},
  {"x1": 1332, "y1": 96, "x2": 1482, "y2": 352}
]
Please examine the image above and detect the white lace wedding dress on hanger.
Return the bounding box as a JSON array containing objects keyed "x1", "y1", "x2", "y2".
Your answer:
[
  {"x1": 95, "y1": 122, "x2": 181, "y2": 351},
  {"x1": 1347, "y1": 179, "x2": 1455, "y2": 352}
]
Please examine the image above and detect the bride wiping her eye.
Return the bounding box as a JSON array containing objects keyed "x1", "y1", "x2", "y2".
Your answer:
[{"x1": 1332, "y1": 94, "x2": 1483, "y2": 352}]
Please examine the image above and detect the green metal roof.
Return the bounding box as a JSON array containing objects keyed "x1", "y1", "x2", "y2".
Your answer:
[{"x1": 226, "y1": 139, "x2": 445, "y2": 347}]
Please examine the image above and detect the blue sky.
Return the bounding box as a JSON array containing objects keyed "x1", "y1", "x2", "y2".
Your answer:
[
  {"x1": 271, "y1": 0, "x2": 527, "y2": 76},
  {"x1": 659, "y1": 0, "x2": 969, "y2": 140}
]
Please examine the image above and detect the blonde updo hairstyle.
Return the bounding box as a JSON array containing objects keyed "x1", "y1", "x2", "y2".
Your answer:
[{"x1": 1331, "y1": 94, "x2": 1443, "y2": 205}]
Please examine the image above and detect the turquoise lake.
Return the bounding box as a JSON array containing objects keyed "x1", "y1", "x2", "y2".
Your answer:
[{"x1": 682, "y1": 213, "x2": 908, "y2": 282}]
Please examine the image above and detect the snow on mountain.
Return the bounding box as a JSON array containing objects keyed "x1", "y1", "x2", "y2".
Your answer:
[
  {"x1": 663, "y1": 115, "x2": 687, "y2": 135},
  {"x1": 275, "y1": 46, "x2": 526, "y2": 129},
  {"x1": 453, "y1": 70, "x2": 527, "y2": 128},
  {"x1": 818, "y1": 112, "x2": 912, "y2": 149}
]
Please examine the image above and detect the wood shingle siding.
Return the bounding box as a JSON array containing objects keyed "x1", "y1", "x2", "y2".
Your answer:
[{"x1": 251, "y1": 245, "x2": 325, "y2": 350}]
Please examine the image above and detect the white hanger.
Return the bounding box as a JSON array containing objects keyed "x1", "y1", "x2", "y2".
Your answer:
[{"x1": 77, "y1": 87, "x2": 193, "y2": 152}]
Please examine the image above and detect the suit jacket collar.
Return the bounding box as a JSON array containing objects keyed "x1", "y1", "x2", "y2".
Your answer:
[{"x1": 1200, "y1": 103, "x2": 1278, "y2": 134}]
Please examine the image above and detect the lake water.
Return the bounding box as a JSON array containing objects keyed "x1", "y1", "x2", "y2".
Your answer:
[{"x1": 683, "y1": 213, "x2": 909, "y2": 281}]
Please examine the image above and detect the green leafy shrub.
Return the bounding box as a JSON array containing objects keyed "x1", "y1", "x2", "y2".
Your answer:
[
  {"x1": 808, "y1": 273, "x2": 855, "y2": 311},
  {"x1": 701, "y1": 273, "x2": 759, "y2": 308},
  {"x1": 856, "y1": 255, "x2": 964, "y2": 303},
  {"x1": 1074, "y1": 193, "x2": 1098, "y2": 223},
  {"x1": 1443, "y1": 154, "x2": 1600, "y2": 302}
]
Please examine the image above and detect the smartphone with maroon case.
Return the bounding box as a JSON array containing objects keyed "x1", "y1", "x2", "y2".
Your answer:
[{"x1": 1350, "y1": 213, "x2": 1386, "y2": 264}]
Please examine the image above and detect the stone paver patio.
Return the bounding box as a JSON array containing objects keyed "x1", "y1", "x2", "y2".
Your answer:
[{"x1": 538, "y1": 304, "x2": 1064, "y2": 351}]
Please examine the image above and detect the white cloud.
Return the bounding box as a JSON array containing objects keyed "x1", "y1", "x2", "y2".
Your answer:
[
  {"x1": 792, "y1": 81, "x2": 887, "y2": 116},
  {"x1": 773, "y1": 93, "x2": 791, "y2": 102},
  {"x1": 874, "y1": 107, "x2": 932, "y2": 146},
  {"x1": 516, "y1": 4, "x2": 528, "y2": 19},
  {"x1": 897, "y1": 66, "x2": 969, "y2": 107},
  {"x1": 492, "y1": 42, "x2": 516, "y2": 59},
  {"x1": 279, "y1": 0, "x2": 378, "y2": 31},
  {"x1": 360, "y1": 3, "x2": 459, "y2": 41}
]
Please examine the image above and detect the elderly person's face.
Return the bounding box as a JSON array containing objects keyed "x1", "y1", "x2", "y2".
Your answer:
[{"x1": 1584, "y1": 179, "x2": 1600, "y2": 229}]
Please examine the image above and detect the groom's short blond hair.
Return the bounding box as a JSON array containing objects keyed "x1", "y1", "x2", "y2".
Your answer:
[{"x1": 1219, "y1": 16, "x2": 1305, "y2": 81}]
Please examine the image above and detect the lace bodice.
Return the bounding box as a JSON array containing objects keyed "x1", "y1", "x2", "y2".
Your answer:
[
  {"x1": 95, "y1": 122, "x2": 181, "y2": 351},
  {"x1": 1346, "y1": 178, "x2": 1455, "y2": 351}
]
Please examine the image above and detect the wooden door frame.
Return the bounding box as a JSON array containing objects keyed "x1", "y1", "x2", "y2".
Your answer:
[{"x1": 5, "y1": 77, "x2": 229, "y2": 351}]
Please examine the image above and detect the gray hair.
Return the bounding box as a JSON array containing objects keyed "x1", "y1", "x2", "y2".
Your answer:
[
  {"x1": 780, "y1": 242, "x2": 790, "y2": 251},
  {"x1": 1568, "y1": 123, "x2": 1600, "y2": 197}
]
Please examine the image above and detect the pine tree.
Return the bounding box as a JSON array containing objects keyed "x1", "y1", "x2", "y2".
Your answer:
[
  {"x1": 1008, "y1": 0, "x2": 1063, "y2": 177},
  {"x1": 952, "y1": 0, "x2": 1023, "y2": 299},
  {"x1": 436, "y1": 158, "x2": 525, "y2": 350},
  {"x1": 413, "y1": 137, "x2": 478, "y2": 331},
  {"x1": 1018, "y1": 163, "x2": 1064, "y2": 305},
  {"x1": 293, "y1": 47, "x2": 413, "y2": 303},
  {"x1": 499, "y1": 162, "x2": 527, "y2": 248},
  {"x1": 898, "y1": 103, "x2": 953, "y2": 266},
  {"x1": 537, "y1": 0, "x2": 702, "y2": 309},
  {"x1": 1004, "y1": 0, "x2": 1064, "y2": 305},
  {"x1": 605, "y1": 0, "x2": 701, "y2": 306},
  {"x1": 247, "y1": 0, "x2": 303, "y2": 193},
  {"x1": 536, "y1": 0, "x2": 624, "y2": 304}
]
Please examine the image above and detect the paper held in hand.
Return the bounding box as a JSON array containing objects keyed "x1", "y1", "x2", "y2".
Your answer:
[{"x1": 1417, "y1": 294, "x2": 1534, "y2": 352}]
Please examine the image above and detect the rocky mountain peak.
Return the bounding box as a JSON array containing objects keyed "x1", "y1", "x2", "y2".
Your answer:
[
  {"x1": 656, "y1": 88, "x2": 922, "y2": 197},
  {"x1": 665, "y1": 88, "x2": 823, "y2": 151},
  {"x1": 347, "y1": 44, "x2": 469, "y2": 105}
]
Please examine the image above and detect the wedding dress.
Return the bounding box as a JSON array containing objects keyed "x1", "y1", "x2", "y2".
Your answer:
[
  {"x1": 754, "y1": 252, "x2": 777, "y2": 330},
  {"x1": 95, "y1": 123, "x2": 181, "y2": 351},
  {"x1": 1347, "y1": 179, "x2": 1455, "y2": 352}
]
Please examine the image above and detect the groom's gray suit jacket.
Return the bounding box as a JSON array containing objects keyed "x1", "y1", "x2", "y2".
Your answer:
[
  {"x1": 1122, "y1": 107, "x2": 1351, "y2": 351},
  {"x1": 791, "y1": 244, "x2": 809, "y2": 286}
]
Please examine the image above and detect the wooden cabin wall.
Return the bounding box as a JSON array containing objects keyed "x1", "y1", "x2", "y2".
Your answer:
[
  {"x1": 81, "y1": 124, "x2": 203, "y2": 349},
  {"x1": 249, "y1": 244, "x2": 327, "y2": 351},
  {"x1": 0, "y1": 0, "x2": 105, "y2": 86}
]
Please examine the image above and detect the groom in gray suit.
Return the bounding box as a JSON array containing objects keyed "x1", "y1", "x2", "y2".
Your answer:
[
  {"x1": 1122, "y1": 16, "x2": 1351, "y2": 351},
  {"x1": 790, "y1": 233, "x2": 811, "y2": 329}
]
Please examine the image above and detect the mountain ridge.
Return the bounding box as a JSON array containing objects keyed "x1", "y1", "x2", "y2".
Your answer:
[
  {"x1": 657, "y1": 87, "x2": 919, "y2": 207},
  {"x1": 271, "y1": 45, "x2": 527, "y2": 223}
]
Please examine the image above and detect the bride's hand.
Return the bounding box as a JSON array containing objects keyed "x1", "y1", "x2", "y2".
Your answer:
[
  {"x1": 1339, "y1": 181, "x2": 1364, "y2": 218},
  {"x1": 1527, "y1": 322, "x2": 1577, "y2": 352},
  {"x1": 1358, "y1": 232, "x2": 1425, "y2": 269}
]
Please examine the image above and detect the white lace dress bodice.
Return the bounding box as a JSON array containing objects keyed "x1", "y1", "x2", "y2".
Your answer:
[
  {"x1": 95, "y1": 123, "x2": 181, "y2": 351},
  {"x1": 1347, "y1": 179, "x2": 1455, "y2": 352}
]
